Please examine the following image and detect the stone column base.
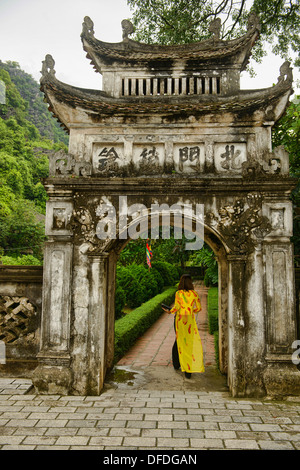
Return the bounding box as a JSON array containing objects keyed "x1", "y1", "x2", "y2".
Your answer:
[
  {"x1": 32, "y1": 353, "x2": 72, "y2": 395},
  {"x1": 263, "y1": 355, "x2": 300, "y2": 399}
]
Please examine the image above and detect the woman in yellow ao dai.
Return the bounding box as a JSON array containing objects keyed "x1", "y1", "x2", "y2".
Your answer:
[{"x1": 170, "y1": 275, "x2": 205, "y2": 376}]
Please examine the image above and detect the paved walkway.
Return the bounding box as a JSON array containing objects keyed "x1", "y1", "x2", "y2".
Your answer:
[
  {"x1": 117, "y1": 282, "x2": 216, "y2": 369},
  {"x1": 1, "y1": 283, "x2": 300, "y2": 450}
]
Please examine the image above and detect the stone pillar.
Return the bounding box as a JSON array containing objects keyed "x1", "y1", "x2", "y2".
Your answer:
[
  {"x1": 263, "y1": 241, "x2": 300, "y2": 397},
  {"x1": 244, "y1": 244, "x2": 267, "y2": 396},
  {"x1": 217, "y1": 255, "x2": 228, "y2": 375},
  {"x1": 227, "y1": 254, "x2": 247, "y2": 397},
  {"x1": 85, "y1": 252, "x2": 109, "y2": 395},
  {"x1": 32, "y1": 238, "x2": 73, "y2": 395},
  {"x1": 105, "y1": 251, "x2": 118, "y2": 371}
]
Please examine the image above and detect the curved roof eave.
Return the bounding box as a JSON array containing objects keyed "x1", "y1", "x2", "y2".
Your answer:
[
  {"x1": 40, "y1": 57, "x2": 293, "y2": 132},
  {"x1": 80, "y1": 14, "x2": 261, "y2": 74}
]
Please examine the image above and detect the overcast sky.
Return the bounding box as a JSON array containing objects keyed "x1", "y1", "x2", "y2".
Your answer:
[{"x1": 0, "y1": 0, "x2": 299, "y2": 95}]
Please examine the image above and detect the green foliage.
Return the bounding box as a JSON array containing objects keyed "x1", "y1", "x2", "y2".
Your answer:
[
  {"x1": 273, "y1": 96, "x2": 300, "y2": 175},
  {"x1": 151, "y1": 260, "x2": 180, "y2": 286},
  {"x1": 0, "y1": 61, "x2": 69, "y2": 145},
  {"x1": 116, "y1": 264, "x2": 146, "y2": 308},
  {"x1": 207, "y1": 286, "x2": 219, "y2": 368},
  {"x1": 214, "y1": 330, "x2": 219, "y2": 369},
  {"x1": 207, "y1": 287, "x2": 219, "y2": 335},
  {"x1": 119, "y1": 232, "x2": 191, "y2": 271},
  {"x1": 0, "y1": 61, "x2": 68, "y2": 264},
  {"x1": 127, "y1": 0, "x2": 300, "y2": 70},
  {"x1": 115, "y1": 284, "x2": 127, "y2": 319},
  {"x1": 118, "y1": 239, "x2": 147, "y2": 266},
  {"x1": 272, "y1": 96, "x2": 300, "y2": 260},
  {"x1": 0, "y1": 199, "x2": 45, "y2": 260},
  {"x1": 114, "y1": 286, "x2": 177, "y2": 362},
  {"x1": 1, "y1": 254, "x2": 42, "y2": 266},
  {"x1": 189, "y1": 245, "x2": 218, "y2": 286},
  {"x1": 115, "y1": 258, "x2": 178, "y2": 316},
  {"x1": 116, "y1": 263, "x2": 160, "y2": 309}
]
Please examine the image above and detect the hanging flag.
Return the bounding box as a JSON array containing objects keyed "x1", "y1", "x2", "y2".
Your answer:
[{"x1": 146, "y1": 240, "x2": 152, "y2": 269}]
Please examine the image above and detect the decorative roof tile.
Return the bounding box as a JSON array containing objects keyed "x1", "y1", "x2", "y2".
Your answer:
[
  {"x1": 40, "y1": 55, "x2": 293, "y2": 131},
  {"x1": 81, "y1": 14, "x2": 261, "y2": 72}
]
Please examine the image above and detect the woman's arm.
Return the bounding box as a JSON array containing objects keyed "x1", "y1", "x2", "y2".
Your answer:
[
  {"x1": 193, "y1": 293, "x2": 202, "y2": 313},
  {"x1": 170, "y1": 292, "x2": 180, "y2": 315}
]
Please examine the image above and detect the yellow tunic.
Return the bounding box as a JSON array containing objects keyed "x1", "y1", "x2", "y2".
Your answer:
[{"x1": 170, "y1": 289, "x2": 205, "y2": 374}]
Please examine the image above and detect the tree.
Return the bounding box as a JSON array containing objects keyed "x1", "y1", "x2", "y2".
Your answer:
[
  {"x1": 0, "y1": 199, "x2": 45, "y2": 260},
  {"x1": 0, "y1": 62, "x2": 67, "y2": 264},
  {"x1": 272, "y1": 96, "x2": 300, "y2": 175},
  {"x1": 189, "y1": 244, "x2": 218, "y2": 286},
  {"x1": 272, "y1": 96, "x2": 300, "y2": 260},
  {"x1": 127, "y1": 0, "x2": 300, "y2": 70}
]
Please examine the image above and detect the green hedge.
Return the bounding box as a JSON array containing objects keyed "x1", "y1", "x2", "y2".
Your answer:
[
  {"x1": 114, "y1": 286, "x2": 177, "y2": 363},
  {"x1": 207, "y1": 287, "x2": 219, "y2": 369},
  {"x1": 207, "y1": 287, "x2": 218, "y2": 335},
  {"x1": 214, "y1": 331, "x2": 219, "y2": 369},
  {"x1": 115, "y1": 261, "x2": 180, "y2": 317}
]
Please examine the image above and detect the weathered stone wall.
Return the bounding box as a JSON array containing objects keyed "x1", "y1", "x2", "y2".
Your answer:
[{"x1": 0, "y1": 266, "x2": 43, "y2": 376}]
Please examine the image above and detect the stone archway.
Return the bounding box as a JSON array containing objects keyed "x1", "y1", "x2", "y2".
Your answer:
[
  {"x1": 32, "y1": 186, "x2": 299, "y2": 398},
  {"x1": 103, "y1": 218, "x2": 230, "y2": 379},
  {"x1": 32, "y1": 15, "x2": 300, "y2": 398}
]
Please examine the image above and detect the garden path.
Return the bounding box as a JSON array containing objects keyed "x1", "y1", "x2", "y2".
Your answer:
[{"x1": 117, "y1": 281, "x2": 216, "y2": 368}]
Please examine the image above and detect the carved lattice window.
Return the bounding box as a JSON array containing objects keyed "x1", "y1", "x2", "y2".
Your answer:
[
  {"x1": 121, "y1": 76, "x2": 221, "y2": 97},
  {"x1": 0, "y1": 296, "x2": 37, "y2": 344}
]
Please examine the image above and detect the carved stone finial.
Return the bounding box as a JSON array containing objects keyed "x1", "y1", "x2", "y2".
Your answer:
[
  {"x1": 209, "y1": 18, "x2": 221, "y2": 40},
  {"x1": 121, "y1": 19, "x2": 134, "y2": 40},
  {"x1": 247, "y1": 12, "x2": 260, "y2": 31},
  {"x1": 82, "y1": 16, "x2": 95, "y2": 36},
  {"x1": 41, "y1": 54, "x2": 56, "y2": 77},
  {"x1": 277, "y1": 61, "x2": 293, "y2": 84}
]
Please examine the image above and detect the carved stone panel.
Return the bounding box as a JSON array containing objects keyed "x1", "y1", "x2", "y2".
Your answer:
[
  {"x1": 49, "y1": 150, "x2": 92, "y2": 177},
  {"x1": 0, "y1": 296, "x2": 37, "y2": 344},
  {"x1": 173, "y1": 144, "x2": 205, "y2": 173},
  {"x1": 41, "y1": 242, "x2": 73, "y2": 352},
  {"x1": 206, "y1": 192, "x2": 272, "y2": 254},
  {"x1": 215, "y1": 143, "x2": 247, "y2": 173},
  {"x1": 264, "y1": 243, "x2": 296, "y2": 354},
  {"x1": 132, "y1": 144, "x2": 164, "y2": 174},
  {"x1": 92, "y1": 143, "x2": 125, "y2": 175},
  {"x1": 270, "y1": 209, "x2": 285, "y2": 230},
  {"x1": 262, "y1": 203, "x2": 293, "y2": 238},
  {"x1": 45, "y1": 201, "x2": 73, "y2": 236}
]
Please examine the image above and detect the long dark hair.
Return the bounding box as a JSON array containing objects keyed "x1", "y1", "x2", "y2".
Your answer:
[{"x1": 178, "y1": 274, "x2": 194, "y2": 291}]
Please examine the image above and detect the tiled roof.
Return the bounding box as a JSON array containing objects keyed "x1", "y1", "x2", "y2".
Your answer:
[
  {"x1": 81, "y1": 15, "x2": 260, "y2": 72},
  {"x1": 40, "y1": 57, "x2": 293, "y2": 132}
]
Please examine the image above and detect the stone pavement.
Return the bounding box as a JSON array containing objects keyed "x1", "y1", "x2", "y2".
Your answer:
[{"x1": 1, "y1": 283, "x2": 300, "y2": 450}]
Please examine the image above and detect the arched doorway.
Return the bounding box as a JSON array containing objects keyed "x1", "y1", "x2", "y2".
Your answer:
[
  {"x1": 106, "y1": 227, "x2": 229, "y2": 392},
  {"x1": 103, "y1": 220, "x2": 229, "y2": 379}
]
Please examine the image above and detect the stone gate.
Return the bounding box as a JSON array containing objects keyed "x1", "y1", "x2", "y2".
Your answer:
[{"x1": 32, "y1": 14, "x2": 300, "y2": 397}]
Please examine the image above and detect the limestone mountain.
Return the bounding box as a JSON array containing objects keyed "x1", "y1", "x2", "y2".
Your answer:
[
  {"x1": 0, "y1": 61, "x2": 68, "y2": 265},
  {"x1": 0, "y1": 60, "x2": 68, "y2": 146}
]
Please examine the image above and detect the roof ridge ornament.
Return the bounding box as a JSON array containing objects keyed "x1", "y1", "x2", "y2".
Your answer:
[
  {"x1": 121, "y1": 19, "x2": 134, "y2": 41},
  {"x1": 209, "y1": 18, "x2": 222, "y2": 41},
  {"x1": 247, "y1": 12, "x2": 260, "y2": 32},
  {"x1": 82, "y1": 16, "x2": 95, "y2": 37},
  {"x1": 277, "y1": 61, "x2": 293, "y2": 85},
  {"x1": 41, "y1": 54, "x2": 56, "y2": 78}
]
